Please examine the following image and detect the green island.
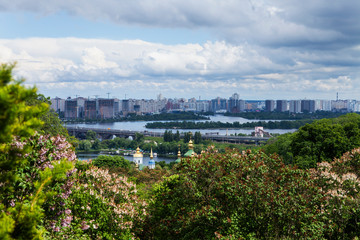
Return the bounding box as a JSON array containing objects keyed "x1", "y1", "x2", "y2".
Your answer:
[
  {"x1": 145, "y1": 119, "x2": 313, "y2": 129},
  {"x1": 63, "y1": 112, "x2": 209, "y2": 123},
  {"x1": 3, "y1": 63, "x2": 360, "y2": 239}
]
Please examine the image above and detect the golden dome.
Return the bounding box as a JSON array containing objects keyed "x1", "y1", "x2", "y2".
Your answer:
[
  {"x1": 188, "y1": 139, "x2": 194, "y2": 150},
  {"x1": 133, "y1": 147, "x2": 143, "y2": 158}
]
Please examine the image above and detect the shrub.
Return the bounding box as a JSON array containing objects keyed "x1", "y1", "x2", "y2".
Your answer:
[{"x1": 93, "y1": 155, "x2": 131, "y2": 170}]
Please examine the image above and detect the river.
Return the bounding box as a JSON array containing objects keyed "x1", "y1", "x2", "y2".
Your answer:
[{"x1": 66, "y1": 115, "x2": 296, "y2": 136}]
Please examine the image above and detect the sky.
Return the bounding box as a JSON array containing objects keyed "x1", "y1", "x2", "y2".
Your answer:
[{"x1": 0, "y1": 0, "x2": 360, "y2": 100}]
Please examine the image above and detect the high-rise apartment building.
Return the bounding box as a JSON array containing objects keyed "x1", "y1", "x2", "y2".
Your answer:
[
  {"x1": 276, "y1": 100, "x2": 288, "y2": 112},
  {"x1": 84, "y1": 99, "x2": 97, "y2": 119},
  {"x1": 98, "y1": 99, "x2": 115, "y2": 119},
  {"x1": 64, "y1": 97, "x2": 85, "y2": 119},
  {"x1": 301, "y1": 100, "x2": 315, "y2": 113},
  {"x1": 265, "y1": 100, "x2": 275, "y2": 112},
  {"x1": 289, "y1": 100, "x2": 301, "y2": 113}
]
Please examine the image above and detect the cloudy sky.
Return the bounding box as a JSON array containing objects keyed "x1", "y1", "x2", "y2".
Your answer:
[{"x1": 0, "y1": 0, "x2": 359, "y2": 100}]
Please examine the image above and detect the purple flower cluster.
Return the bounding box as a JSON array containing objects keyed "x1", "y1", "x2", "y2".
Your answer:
[
  {"x1": 12, "y1": 133, "x2": 77, "y2": 234},
  {"x1": 61, "y1": 209, "x2": 73, "y2": 228},
  {"x1": 80, "y1": 221, "x2": 90, "y2": 230}
]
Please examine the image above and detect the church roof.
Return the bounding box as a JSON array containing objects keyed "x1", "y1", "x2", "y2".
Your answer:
[
  {"x1": 184, "y1": 149, "x2": 196, "y2": 157},
  {"x1": 133, "y1": 147, "x2": 143, "y2": 158}
]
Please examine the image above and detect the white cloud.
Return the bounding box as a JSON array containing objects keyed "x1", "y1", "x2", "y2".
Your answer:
[{"x1": 0, "y1": 36, "x2": 359, "y2": 99}]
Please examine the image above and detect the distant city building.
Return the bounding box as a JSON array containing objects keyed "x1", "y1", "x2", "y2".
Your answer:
[
  {"x1": 228, "y1": 93, "x2": 245, "y2": 113},
  {"x1": 276, "y1": 100, "x2": 287, "y2": 112},
  {"x1": 289, "y1": 100, "x2": 301, "y2": 113},
  {"x1": 98, "y1": 99, "x2": 115, "y2": 119},
  {"x1": 196, "y1": 101, "x2": 210, "y2": 112},
  {"x1": 321, "y1": 100, "x2": 332, "y2": 111},
  {"x1": 211, "y1": 97, "x2": 227, "y2": 112},
  {"x1": 265, "y1": 100, "x2": 275, "y2": 112},
  {"x1": 301, "y1": 100, "x2": 315, "y2": 113},
  {"x1": 84, "y1": 99, "x2": 97, "y2": 119},
  {"x1": 50, "y1": 97, "x2": 65, "y2": 114},
  {"x1": 65, "y1": 97, "x2": 85, "y2": 119},
  {"x1": 332, "y1": 100, "x2": 349, "y2": 112}
]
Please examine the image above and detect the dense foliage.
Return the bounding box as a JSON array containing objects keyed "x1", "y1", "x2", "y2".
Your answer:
[
  {"x1": 140, "y1": 148, "x2": 326, "y2": 239},
  {"x1": 65, "y1": 164, "x2": 146, "y2": 239},
  {"x1": 92, "y1": 155, "x2": 131, "y2": 170},
  {"x1": 145, "y1": 119, "x2": 313, "y2": 129},
  {"x1": 0, "y1": 63, "x2": 50, "y2": 239},
  {"x1": 137, "y1": 147, "x2": 360, "y2": 239},
  {"x1": 311, "y1": 148, "x2": 360, "y2": 239},
  {"x1": 265, "y1": 113, "x2": 360, "y2": 168}
]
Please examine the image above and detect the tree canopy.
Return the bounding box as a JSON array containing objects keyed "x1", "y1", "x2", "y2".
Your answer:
[{"x1": 265, "y1": 113, "x2": 360, "y2": 168}]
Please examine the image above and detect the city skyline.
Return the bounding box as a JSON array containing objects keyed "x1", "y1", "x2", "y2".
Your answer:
[
  {"x1": 51, "y1": 94, "x2": 360, "y2": 120},
  {"x1": 1, "y1": 1, "x2": 360, "y2": 100}
]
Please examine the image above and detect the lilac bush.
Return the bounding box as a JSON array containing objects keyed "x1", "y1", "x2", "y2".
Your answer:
[
  {"x1": 66, "y1": 163, "x2": 147, "y2": 239},
  {"x1": 312, "y1": 147, "x2": 360, "y2": 238},
  {"x1": 4, "y1": 133, "x2": 77, "y2": 237}
]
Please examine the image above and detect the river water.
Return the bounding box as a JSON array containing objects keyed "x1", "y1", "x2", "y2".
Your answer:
[{"x1": 66, "y1": 115, "x2": 296, "y2": 136}]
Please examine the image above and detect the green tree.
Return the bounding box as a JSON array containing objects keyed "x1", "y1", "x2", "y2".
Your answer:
[
  {"x1": 0, "y1": 63, "x2": 72, "y2": 239},
  {"x1": 163, "y1": 130, "x2": 174, "y2": 142},
  {"x1": 264, "y1": 133, "x2": 293, "y2": 164},
  {"x1": 291, "y1": 120, "x2": 351, "y2": 168},
  {"x1": 25, "y1": 93, "x2": 71, "y2": 139},
  {"x1": 78, "y1": 140, "x2": 92, "y2": 151},
  {"x1": 135, "y1": 132, "x2": 144, "y2": 143},
  {"x1": 174, "y1": 130, "x2": 180, "y2": 142},
  {"x1": 183, "y1": 131, "x2": 192, "y2": 143},
  {"x1": 265, "y1": 114, "x2": 360, "y2": 168},
  {"x1": 194, "y1": 131, "x2": 202, "y2": 144},
  {"x1": 86, "y1": 130, "x2": 97, "y2": 140},
  {"x1": 91, "y1": 139, "x2": 101, "y2": 150}
]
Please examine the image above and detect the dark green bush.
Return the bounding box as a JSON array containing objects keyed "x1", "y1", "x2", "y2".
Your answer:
[{"x1": 93, "y1": 155, "x2": 131, "y2": 170}]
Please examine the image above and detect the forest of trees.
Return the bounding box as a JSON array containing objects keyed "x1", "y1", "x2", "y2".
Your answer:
[{"x1": 3, "y1": 63, "x2": 360, "y2": 239}]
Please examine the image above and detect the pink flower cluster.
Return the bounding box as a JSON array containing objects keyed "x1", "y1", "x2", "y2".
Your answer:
[{"x1": 76, "y1": 166, "x2": 147, "y2": 231}]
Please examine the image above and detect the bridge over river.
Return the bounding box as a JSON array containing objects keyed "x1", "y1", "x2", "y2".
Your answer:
[{"x1": 66, "y1": 126, "x2": 271, "y2": 145}]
